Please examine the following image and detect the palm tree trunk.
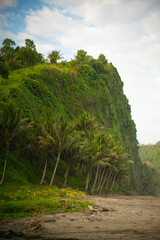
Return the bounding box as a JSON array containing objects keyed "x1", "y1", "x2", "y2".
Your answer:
[
  {"x1": 100, "y1": 170, "x2": 108, "y2": 191},
  {"x1": 97, "y1": 167, "x2": 105, "y2": 191},
  {"x1": 110, "y1": 172, "x2": 117, "y2": 191},
  {"x1": 97, "y1": 167, "x2": 102, "y2": 186},
  {"x1": 115, "y1": 178, "x2": 119, "y2": 190},
  {"x1": 50, "y1": 151, "x2": 61, "y2": 185},
  {"x1": 0, "y1": 142, "x2": 9, "y2": 185},
  {"x1": 85, "y1": 168, "x2": 91, "y2": 190},
  {"x1": 63, "y1": 162, "x2": 71, "y2": 188},
  {"x1": 105, "y1": 171, "x2": 112, "y2": 190},
  {"x1": 91, "y1": 165, "x2": 100, "y2": 193},
  {"x1": 40, "y1": 150, "x2": 49, "y2": 184}
]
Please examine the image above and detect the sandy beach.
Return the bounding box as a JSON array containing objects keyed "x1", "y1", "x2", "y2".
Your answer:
[{"x1": 1, "y1": 194, "x2": 160, "y2": 240}]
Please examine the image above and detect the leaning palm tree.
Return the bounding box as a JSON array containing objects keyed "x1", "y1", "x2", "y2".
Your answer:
[
  {"x1": 62, "y1": 137, "x2": 82, "y2": 188},
  {"x1": 110, "y1": 146, "x2": 130, "y2": 191},
  {"x1": 50, "y1": 119, "x2": 79, "y2": 185},
  {"x1": 81, "y1": 138, "x2": 100, "y2": 190},
  {"x1": 0, "y1": 101, "x2": 33, "y2": 184},
  {"x1": 75, "y1": 111, "x2": 101, "y2": 139},
  {"x1": 38, "y1": 111, "x2": 59, "y2": 184},
  {"x1": 74, "y1": 110, "x2": 102, "y2": 188},
  {"x1": 92, "y1": 133, "x2": 121, "y2": 193},
  {"x1": 90, "y1": 133, "x2": 113, "y2": 193},
  {"x1": 38, "y1": 125, "x2": 55, "y2": 184},
  {"x1": 102, "y1": 139, "x2": 130, "y2": 192}
]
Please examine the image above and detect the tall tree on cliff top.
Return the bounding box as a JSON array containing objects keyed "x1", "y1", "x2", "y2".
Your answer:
[
  {"x1": 0, "y1": 38, "x2": 16, "y2": 67},
  {"x1": 48, "y1": 50, "x2": 63, "y2": 63},
  {"x1": 15, "y1": 39, "x2": 43, "y2": 67},
  {"x1": 75, "y1": 49, "x2": 92, "y2": 65}
]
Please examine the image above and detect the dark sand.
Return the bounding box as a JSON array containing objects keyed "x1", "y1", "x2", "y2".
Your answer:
[{"x1": 1, "y1": 195, "x2": 160, "y2": 240}]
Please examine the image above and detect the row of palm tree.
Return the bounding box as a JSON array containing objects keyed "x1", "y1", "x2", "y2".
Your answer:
[
  {"x1": 0, "y1": 100, "x2": 130, "y2": 192},
  {"x1": 37, "y1": 110, "x2": 130, "y2": 192}
]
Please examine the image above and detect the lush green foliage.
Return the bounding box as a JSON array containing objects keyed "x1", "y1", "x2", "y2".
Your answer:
[
  {"x1": 139, "y1": 142, "x2": 160, "y2": 170},
  {"x1": 0, "y1": 100, "x2": 33, "y2": 184},
  {"x1": 0, "y1": 185, "x2": 92, "y2": 219},
  {"x1": 0, "y1": 38, "x2": 44, "y2": 69},
  {"x1": 0, "y1": 38, "x2": 156, "y2": 199},
  {"x1": 138, "y1": 142, "x2": 160, "y2": 194},
  {"x1": 48, "y1": 50, "x2": 63, "y2": 63},
  {"x1": 0, "y1": 61, "x2": 9, "y2": 79}
]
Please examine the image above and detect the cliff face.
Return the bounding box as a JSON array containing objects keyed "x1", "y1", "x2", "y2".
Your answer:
[
  {"x1": 1, "y1": 62, "x2": 138, "y2": 163},
  {"x1": 0, "y1": 60, "x2": 141, "y2": 189}
]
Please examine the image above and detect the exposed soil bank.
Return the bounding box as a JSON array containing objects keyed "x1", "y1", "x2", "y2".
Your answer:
[{"x1": 1, "y1": 195, "x2": 160, "y2": 240}]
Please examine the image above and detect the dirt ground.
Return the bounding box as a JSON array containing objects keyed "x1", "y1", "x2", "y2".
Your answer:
[{"x1": 0, "y1": 195, "x2": 160, "y2": 240}]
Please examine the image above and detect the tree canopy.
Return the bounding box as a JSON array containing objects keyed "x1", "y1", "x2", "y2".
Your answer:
[
  {"x1": 0, "y1": 38, "x2": 44, "y2": 68},
  {"x1": 48, "y1": 50, "x2": 63, "y2": 63},
  {"x1": 0, "y1": 37, "x2": 156, "y2": 195}
]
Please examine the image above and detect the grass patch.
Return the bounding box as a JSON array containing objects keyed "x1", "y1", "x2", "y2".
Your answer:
[{"x1": 0, "y1": 185, "x2": 93, "y2": 219}]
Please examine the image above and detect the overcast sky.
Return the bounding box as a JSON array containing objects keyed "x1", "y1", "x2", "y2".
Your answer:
[{"x1": 0, "y1": 0, "x2": 160, "y2": 145}]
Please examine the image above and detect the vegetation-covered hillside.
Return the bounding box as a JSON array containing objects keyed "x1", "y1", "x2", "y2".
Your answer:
[
  {"x1": 0, "y1": 38, "x2": 158, "y2": 195},
  {"x1": 139, "y1": 142, "x2": 160, "y2": 194},
  {"x1": 139, "y1": 142, "x2": 160, "y2": 170}
]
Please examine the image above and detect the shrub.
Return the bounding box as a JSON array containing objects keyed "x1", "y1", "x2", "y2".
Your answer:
[{"x1": 0, "y1": 61, "x2": 9, "y2": 79}]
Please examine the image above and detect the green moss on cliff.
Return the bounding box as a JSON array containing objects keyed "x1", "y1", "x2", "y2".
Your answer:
[{"x1": 0, "y1": 60, "x2": 138, "y2": 189}]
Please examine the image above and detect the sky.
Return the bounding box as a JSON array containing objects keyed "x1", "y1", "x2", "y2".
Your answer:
[{"x1": 0, "y1": 0, "x2": 160, "y2": 145}]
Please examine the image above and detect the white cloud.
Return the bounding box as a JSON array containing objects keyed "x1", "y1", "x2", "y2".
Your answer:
[
  {"x1": 134, "y1": 88, "x2": 160, "y2": 144},
  {"x1": 25, "y1": 7, "x2": 82, "y2": 38},
  {"x1": 0, "y1": 14, "x2": 7, "y2": 28},
  {"x1": 0, "y1": 0, "x2": 17, "y2": 9},
  {"x1": 36, "y1": 42, "x2": 57, "y2": 57},
  {"x1": 0, "y1": 28, "x2": 18, "y2": 45}
]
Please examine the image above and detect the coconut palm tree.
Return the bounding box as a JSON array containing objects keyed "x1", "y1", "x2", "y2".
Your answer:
[
  {"x1": 50, "y1": 119, "x2": 79, "y2": 185},
  {"x1": 0, "y1": 101, "x2": 33, "y2": 184},
  {"x1": 38, "y1": 111, "x2": 59, "y2": 184},
  {"x1": 75, "y1": 111, "x2": 101, "y2": 139},
  {"x1": 90, "y1": 133, "x2": 113, "y2": 193},
  {"x1": 74, "y1": 111, "x2": 102, "y2": 190},
  {"x1": 96, "y1": 166, "x2": 106, "y2": 191},
  {"x1": 38, "y1": 125, "x2": 55, "y2": 184},
  {"x1": 110, "y1": 146, "x2": 130, "y2": 191},
  {"x1": 38, "y1": 113, "x2": 80, "y2": 186},
  {"x1": 48, "y1": 50, "x2": 63, "y2": 63},
  {"x1": 81, "y1": 138, "x2": 100, "y2": 190},
  {"x1": 62, "y1": 137, "x2": 82, "y2": 188},
  {"x1": 91, "y1": 133, "x2": 119, "y2": 193}
]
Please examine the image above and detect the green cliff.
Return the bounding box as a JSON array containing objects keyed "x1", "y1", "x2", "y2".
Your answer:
[{"x1": 0, "y1": 52, "x2": 144, "y2": 193}]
